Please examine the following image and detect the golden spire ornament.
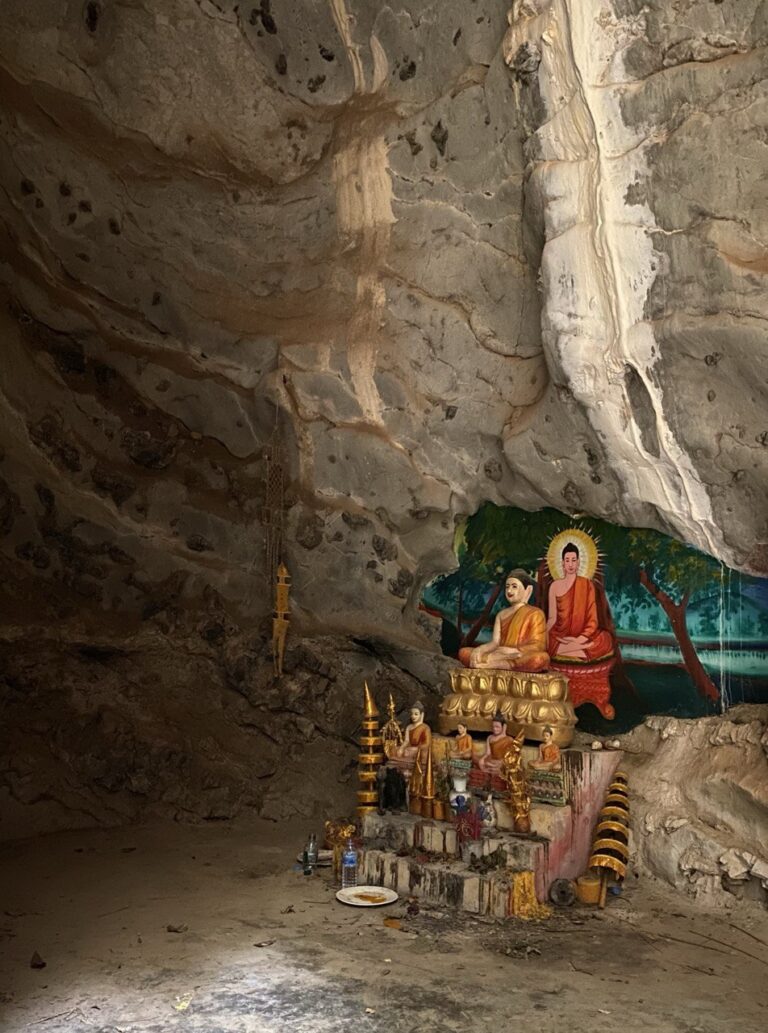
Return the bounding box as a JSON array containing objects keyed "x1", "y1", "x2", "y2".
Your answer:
[
  {"x1": 420, "y1": 746, "x2": 436, "y2": 820},
  {"x1": 381, "y1": 693, "x2": 405, "y2": 758},
  {"x1": 357, "y1": 683, "x2": 384, "y2": 819},
  {"x1": 271, "y1": 562, "x2": 291, "y2": 677}
]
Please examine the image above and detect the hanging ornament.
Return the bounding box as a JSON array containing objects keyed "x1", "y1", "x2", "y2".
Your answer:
[{"x1": 272, "y1": 563, "x2": 291, "y2": 677}]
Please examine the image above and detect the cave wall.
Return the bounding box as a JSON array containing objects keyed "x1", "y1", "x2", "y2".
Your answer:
[
  {"x1": 621, "y1": 705, "x2": 768, "y2": 907},
  {"x1": 1, "y1": 1, "x2": 767, "y2": 839}
]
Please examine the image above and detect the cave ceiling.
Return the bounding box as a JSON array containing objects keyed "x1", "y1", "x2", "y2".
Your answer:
[{"x1": 1, "y1": 0, "x2": 766, "y2": 653}]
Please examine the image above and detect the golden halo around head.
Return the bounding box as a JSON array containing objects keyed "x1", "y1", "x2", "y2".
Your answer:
[{"x1": 546, "y1": 528, "x2": 598, "y2": 580}]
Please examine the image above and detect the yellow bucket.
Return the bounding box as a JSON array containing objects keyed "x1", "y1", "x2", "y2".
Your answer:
[{"x1": 575, "y1": 873, "x2": 602, "y2": 905}]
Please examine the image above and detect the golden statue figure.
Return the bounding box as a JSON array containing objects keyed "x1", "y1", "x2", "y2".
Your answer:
[
  {"x1": 381, "y1": 693, "x2": 405, "y2": 759},
  {"x1": 458, "y1": 570, "x2": 549, "y2": 672},
  {"x1": 501, "y1": 733, "x2": 531, "y2": 834}
]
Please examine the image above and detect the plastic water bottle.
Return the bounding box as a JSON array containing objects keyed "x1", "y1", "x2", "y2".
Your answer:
[{"x1": 341, "y1": 838, "x2": 357, "y2": 889}]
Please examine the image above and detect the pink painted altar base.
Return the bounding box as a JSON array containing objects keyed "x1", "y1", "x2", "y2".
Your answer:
[{"x1": 494, "y1": 748, "x2": 623, "y2": 899}]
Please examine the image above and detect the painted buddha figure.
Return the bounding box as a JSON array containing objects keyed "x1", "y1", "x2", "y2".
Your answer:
[
  {"x1": 546, "y1": 542, "x2": 613, "y2": 662},
  {"x1": 478, "y1": 714, "x2": 518, "y2": 776},
  {"x1": 458, "y1": 570, "x2": 549, "y2": 672},
  {"x1": 394, "y1": 701, "x2": 431, "y2": 769}
]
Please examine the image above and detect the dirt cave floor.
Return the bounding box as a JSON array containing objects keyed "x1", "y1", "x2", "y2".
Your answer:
[{"x1": 1, "y1": 819, "x2": 767, "y2": 1033}]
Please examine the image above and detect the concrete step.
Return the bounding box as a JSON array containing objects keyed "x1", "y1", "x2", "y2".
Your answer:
[
  {"x1": 359, "y1": 846, "x2": 534, "y2": 918},
  {"x1": 361, "y1": 811, "x2": 544, "y2": 870}
]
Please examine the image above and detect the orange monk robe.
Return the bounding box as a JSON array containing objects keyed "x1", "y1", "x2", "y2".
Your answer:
[
  {"x1": 453, "y1": 733, "x2": 473, "y2": 757},
  {"x1": 405, "y1": 723, "x2": 431, "y2": 765},
  {"x1": 548, "y1": 576, "x2": 613, "y2": 661},
  {"x1": 407, "y1": 724, "x2": 431, "y2": 750},
  {"x1": 478, "y1": 733, "x2": 518, "y2": 772},
  {"x1": 458, "y1": 604, "x2": 549, "y2": 672},
  {"x1": 392, "y1": 722, "x2": 431, "y2": 772},
  {"x1": 488, "y1": 734, "x2": 517, "y2": 761},
  {"x1": 531, "y1": 742, "x2": 561, "y2": 770},
  {"x1": 540, "y1": 743, "x2": 561, "y2": 765}
]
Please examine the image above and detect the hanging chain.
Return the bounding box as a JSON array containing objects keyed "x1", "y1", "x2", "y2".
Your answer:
[{"x1": 263, "y1": 436, "x2": 285, "y2": 586}]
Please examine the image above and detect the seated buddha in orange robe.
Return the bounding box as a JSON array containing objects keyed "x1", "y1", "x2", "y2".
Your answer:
[
  {"x1": 391, "y1": 702, "x2": 431, "y2": 772},
  {"x1": 458, "y1": 569, "x2": 549, "y2": 672},
  {"x1": 529, "y1": 726, "x2": 561, "y2": 771},
  {"x1": 547, "y1": 543, "x2": 613, "y2": 662},
  {"x1": 451, "y1": 723, "x2": 474, "y2": 760},
  {"x1": 478, "y1": 715, "x2": 519, "y2": 775}
]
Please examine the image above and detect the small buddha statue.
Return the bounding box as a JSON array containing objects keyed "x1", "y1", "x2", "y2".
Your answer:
[
  {"x1": 393, "y1": 701, "x2": 431, "y2": 771},
  {"x1": 478, "y1": 713, "x2": 518, "y2": 776},
  {"x1": 529, "y1": 726, "x2": 562, "y2": 772},
  {"x1": 451, "y1": 722, "x2": 473, "y2": 761}
]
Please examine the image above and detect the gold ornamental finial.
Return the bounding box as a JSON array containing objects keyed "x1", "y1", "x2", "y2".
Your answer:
[
  {"x1": 271, "y1": 562, "x2": 291, "y2": 677},
  {"x1": 363, "y1": 681, "x2": 379, "y2": 719},
  {"x1": 421, "y1": 747, "x2": 435, "y2": 801}
]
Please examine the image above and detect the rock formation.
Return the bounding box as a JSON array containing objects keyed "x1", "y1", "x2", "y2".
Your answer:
[
  {"x1": 0, "y1": 2, "x2": 766, "y2": 868},
  {"x1": 621, "y1": 705, "x2": 768, "y2": 907}
]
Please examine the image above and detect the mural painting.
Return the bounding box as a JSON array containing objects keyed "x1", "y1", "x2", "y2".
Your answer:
[{"x1": 422, "y1": 504, "x2": 768, "y2": 734}]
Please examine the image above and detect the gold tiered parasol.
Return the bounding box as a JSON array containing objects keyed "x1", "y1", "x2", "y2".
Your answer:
[{"x1": 357, "y1": 683, "x2": 384, "y2": 818}]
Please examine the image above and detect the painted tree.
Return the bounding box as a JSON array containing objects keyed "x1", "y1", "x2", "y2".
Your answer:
[
  {"x1": 622, "y1": 529, "x2": 723, "y2": 702},
  {"x1": 456, "y1": 505, "x2": 553, "y2": 646}
]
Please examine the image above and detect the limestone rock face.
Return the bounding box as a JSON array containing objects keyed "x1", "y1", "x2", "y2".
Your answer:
[
  {"x1": 0, "y1": 630, "x2": 451, "y2": 840},
  {"x1": 0, "y1": 3, "x2": 766, "y2": 831},
  {"x1": 620, "y1": 706, "x2": 768, "y2": 906},
  {"x1": 504, "y1": 0, "x2": 768, "y2": 571}
]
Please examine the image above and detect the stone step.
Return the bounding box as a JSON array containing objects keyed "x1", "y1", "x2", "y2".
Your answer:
[
  {"x1": 363, "y1": 810, "x2": 548, "y2": 868},
  {"x1": 359, "y1": 846, "x2": 535, "y2": 918}
]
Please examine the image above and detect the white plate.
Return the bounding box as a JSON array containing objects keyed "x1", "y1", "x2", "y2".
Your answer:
[{"x1": 335, "y1": 886, "x2": 399, "y2": 907}]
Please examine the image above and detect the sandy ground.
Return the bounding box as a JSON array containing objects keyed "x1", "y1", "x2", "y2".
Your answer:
[{"x1": 1, "y1": 819, "x2": 767, "y2": 1033}]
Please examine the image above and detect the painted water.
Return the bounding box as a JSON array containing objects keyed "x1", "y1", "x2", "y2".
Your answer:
[{"x1": 618, "y1": 642, "x2": 767, "y2": 677}]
